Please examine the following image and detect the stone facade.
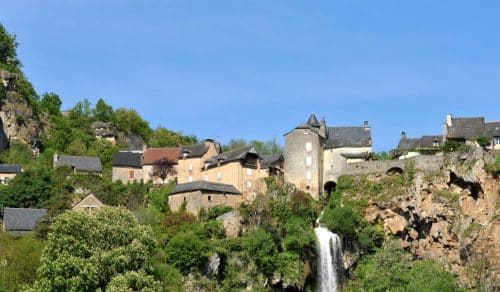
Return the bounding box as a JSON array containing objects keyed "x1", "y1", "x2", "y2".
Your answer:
[
  {"x1": 112, "y1": 166, "x2": 143, "y2": 183},
  {"x1": 169, "y1": 191, "x2": 243, "y2": 214},
  {"x1": 177, "y1": 141, "x2": 220, "y2": 184}
]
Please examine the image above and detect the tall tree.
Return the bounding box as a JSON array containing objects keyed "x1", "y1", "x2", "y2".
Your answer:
[
  {"x1": 93, "y1": 98, "x2": 115, "y2": 122},
  {"x1": 39, "y1": 92, "x2": 62, "y2": 116},
  {"x1": 0, "y1": 23, "x2": 20, "y2": 69}
]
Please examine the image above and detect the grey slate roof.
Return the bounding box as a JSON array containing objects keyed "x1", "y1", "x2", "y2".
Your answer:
[
  {"x1": 447, "y1": 117, "x2": 485, "y2": 140},
  {"x1": 397, "y1": 135, "x2": 442, "y2": 151},
  {"x1": 112, "y1": 152, "x2": 143, "y2": 167},
  {"x1": 3, "y1": 207, "x2": 47, "y2": 231},
  {"x1": 306, "y1": 113, "x2": 320, "y2": 128},
  {"x1": 170, "y1": 181, "x2": 241, "y2": 195},
  {"x1": 179, "y1": 143, "x2": 209, "y2": 158},
  {"x1": 205, "y1": 146, "x2": 258, "y2": 168},
  {"x1": 485, "y1": 122, "x2": 500, "y2": 137},
  {"x1": 324, "y1": 127, "x2": 372, "y2": 149},
  {"x1": 260, "y1": 154, "x2": 283, "y2": 168},
  {"x1": 0, "y1": 164, "x2": 22, "y2": 174},
  {"x1": 55, "y1": 155, "x2": 103, "y2": 172}
]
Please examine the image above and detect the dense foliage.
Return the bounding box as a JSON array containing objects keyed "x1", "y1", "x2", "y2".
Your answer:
[{"x1": 28, "y1": 207, "x2": 159, "y2": 291}]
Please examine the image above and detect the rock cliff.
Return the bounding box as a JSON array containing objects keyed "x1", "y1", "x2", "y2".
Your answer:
[{"x1": 359, "y1": 149, "x2": 499, "y2": 290}]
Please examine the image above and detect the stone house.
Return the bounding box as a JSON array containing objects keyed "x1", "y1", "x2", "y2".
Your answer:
[
  {"x1": 2, "y1": 207, "x2": 47, "y2": 233},
  {"x1": 284, "y1": 114, "x2": 372, "y2": 200},
  {"x1": 259, "y1": 154, "x2": 284, "y2": 184},
  {"x1": 177, "y1": 139, "x2": 221, "y2": 184},
  {"x1": 395, "y1": 132, "x2": 442, "y2": 159},
  {"x1": 73, "y1": 194, "x2": 104, "y2": 213},
  {"x1": 112, "y1": 151, "x2": 143, "y2": 183},
  {"x1": 443, "y1": 114, "x2": 500, "y2": 149},
  {"x1": 142, "y1": 147, "x2": 180, "y2": 184},
  {"x1": 168, "y1": 181, "x2": 242, "y2": 214},
  {"x1": 54, "y1": 154, "x2": 102, "y2": 174},
  {"x1": 0, "y1": 164, "x2": 22, "y2": 185}
]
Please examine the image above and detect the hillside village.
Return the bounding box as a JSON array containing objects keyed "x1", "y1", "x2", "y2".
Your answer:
[{"x1": 0, "y1": 22, "x2": 499, "y2": 291}]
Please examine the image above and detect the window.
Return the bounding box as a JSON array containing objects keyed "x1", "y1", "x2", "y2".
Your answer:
[
  {"x1": 188, "y1": 175, "x2": 193, "y2": 182},
  {"x1": 306, "y1": 186, "x2": 310, "y2": 190},
  {"x1": 129, "y1": 170, "x2": 135, "y2": 179},
  {"x1": 246, "y1": 168, "x2": 253, "y2": 176},
  {"x1": 188, "y1": 163, "x2": 193, "y2": 170},
  {"x1": 217, "y1": 172, "x2": 222, "y2": 181},
  {"x1": 208, "y1": 195, "x2": 212, "y2": 202},
  {"x1": 183, "y1": 197, "x2": 186, "y2": 202},
  {"x1": 204, "y1": 175, "x2": 209, "y2": 181},
  {"x1": 304, "y1": 130, "x2": 309, "y2": 135},
  {"x1": 246, "y1": 180, "x2": 253, "y2": 189},
  {"x1": 306, "y1": 156, "x2": 312, "y2": 166},
  {"x1": 433, "y1": 141, "x2": 440, "y2": 147},
  {"x1": 305, "y1": 142, "x2": 312, "y2": 152},
  {"x1": 495, "y1": 137, "x2": 500, "y2": 145},
  {"x1": 306, "y1": 171, "x2": 312, "y2": 181}
]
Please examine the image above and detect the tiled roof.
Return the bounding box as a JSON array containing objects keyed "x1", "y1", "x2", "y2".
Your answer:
[
  {"x1": 306, "y1": 113, "x2": 320, "y2": 128},
  {"x1": 143, "y1": 147, "x2": 180, "y2": 165},
  {"x1": 3, "y1": 207, "x2": 47, "y2": 231},
  {"x1": 324, "y1": 127, "x2": 372, "y2": 149},
  {"x1": 397, "y1": 135, "x2": 442, "y2": 151},
  {"x1": 340, "y1": 152, "x2": 371, "y2": 159},
  {"x1": 170, "y1": 181, "x2": 241, "y2": 195},
  {"x1": 112, "y1": 152, "x2": 143, "y2": 167},
  {"x1": 205, "y1": 146, "x2": 258, "y2": 168},
  {"x1": 260, "y1": 154, "x2": 283, "y2": 168},
  {"x1": 447, "y1": 117, "x2": 485, "y2": 140},
  {"x1": 485, "y1": 122, "x2": 500, "y2": 137},
  {"x1": 55, "y1": 155, "x2": 102, "y2": 172},
  {"x1": 179, "y1": 143, "x2": 209, "y2": 158},
  {"x1": 73, "y1": 194, "x2": 104, "y2": 210},
  {"x1": 419, "y1": 135, "x2": 443, "y2": 148},
  {"x1": 0, "y1": 164, "x2": 22, "y2": 174}
]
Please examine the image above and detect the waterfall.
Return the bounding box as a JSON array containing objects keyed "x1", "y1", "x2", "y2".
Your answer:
[{"x1": 315, "y1": 226, "x2": 344, "y2": 292}]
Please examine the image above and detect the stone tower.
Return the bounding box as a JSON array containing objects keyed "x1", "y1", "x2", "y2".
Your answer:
[{"x1": 284, "y1": 113, "x2": 324, "y2": 200}]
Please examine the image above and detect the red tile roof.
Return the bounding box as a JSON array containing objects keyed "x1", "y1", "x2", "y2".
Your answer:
[{"x1": 143, "y1": 147, "x2": 180, "y2": 165}]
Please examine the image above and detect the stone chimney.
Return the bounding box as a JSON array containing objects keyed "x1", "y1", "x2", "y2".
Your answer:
[
  {"x1": 319, "y1": 117, "x2": 327, "y2": 138},
  {"x1": 363, "y1": 120, "x2": 370, "y2": 131},
  {"x1": 401, "y1": 131, "x2": 407, "y2": 140},
  {"x1": 446, "y1": 114, "x2": 452, "y2": 126}
]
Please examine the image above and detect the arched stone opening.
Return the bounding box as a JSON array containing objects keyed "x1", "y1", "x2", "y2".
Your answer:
[
  {"x1": 324, "y1": 181, "x2": 337, "y2": 196},
  {"x1": 386, "y1": 167, "x2": 404, "y2": 175}
]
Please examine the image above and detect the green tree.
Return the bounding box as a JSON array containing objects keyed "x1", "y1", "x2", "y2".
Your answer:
[
  {"x1": 106, "y1": 270, "x2": 161, "y2": 292},
  {"x1": 149, "y1": 126, "x2": 197, "y2": 147},
  {"x1": 0, "y1": 140, "x2": 34, "y2": 167},
  {"x1": 115, "y1": 108, "x2": 152, "y2": 141},
  {"x1": 93, "y1": 98, "x2": 115, "y2": 122},
  {"x1": 39, "y1": 92, "x2": 62, "y2": 116},
  {"x1": 165, "y1": 230, "x2": 210, "y2": 274},
  {"x1": 30, "y1": 207, "x2": 158, "y2": 291},
  {"x1": 0, "y1": 23, "x2": 20, "y2": 69}
]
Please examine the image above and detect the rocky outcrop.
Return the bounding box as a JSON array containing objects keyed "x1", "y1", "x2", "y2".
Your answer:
[
  {"x1": 0, "y1": 70, "x2": 40, "y2": 151},
  {"x1": 362, "y1": 150, "x2": 499, "y2": 290}
]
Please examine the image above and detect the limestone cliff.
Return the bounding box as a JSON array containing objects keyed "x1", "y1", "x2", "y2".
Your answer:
[
  {"x1": 356, "y1": 149, "x2": 499, "y2": 290},
  {"x1": 0, "y1": 70, "x2": 40, "y2": 151}
]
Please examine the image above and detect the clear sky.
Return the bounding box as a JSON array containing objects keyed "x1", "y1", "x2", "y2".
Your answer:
[{"x1": 1, "y1": 0, "x2": 499, "y2": 151}]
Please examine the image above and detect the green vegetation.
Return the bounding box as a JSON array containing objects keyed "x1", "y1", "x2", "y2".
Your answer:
[
  {"x1": 346, "y1": 240, "x2": 461, "y2": 292},
  {"x1": 485, "y1": 155, "x2": 500, "y2": 176},
  {"x1": 436, "y1": 189, "x2": 461, "y2": 206},
  {"x1": 0, "y1": 233, "x2": 45, "y2": 291},
  {"x1": 28, "y1": 207, "x2": 159, "y2": 291},
  {"x1": 442, "y1": 140, "x2": 467, "y2": 153},
  {"x1": 223, "y1": 138, "x2": 283, "y2": 154}
]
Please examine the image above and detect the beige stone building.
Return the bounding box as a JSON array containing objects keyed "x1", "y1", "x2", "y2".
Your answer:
[
  {"x1": 73, "y1": 194, "x2": 105, "y2": 213},
  {"x1": 168, "y1": 181, "x2": 242, "y2": 214},
  {"x1": 0, "y1": 164, "x2": 22, "y2": 185},
  {"x1": 443, "y1": 114, "x2": 500, "y2": 150},
  {"x1": 112, "y1": 151, "x2": 143, "y2": 183},
  {"x1": 177, "y1": 140, "x2": 221, "y2": 184},
  {"x1": 284, "y1": 114, "x2": 372, "y2": 200},
  {"x1": 142, "y1": 147, "x2": 180, "y2": 184}
]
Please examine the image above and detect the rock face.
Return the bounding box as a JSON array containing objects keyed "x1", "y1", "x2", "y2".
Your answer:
[
  {"x1": 363, "y1": 149, "x2": 499, "y2": 290},
  {"x1": 0, "y1": 70, "x2": 40, "y2": 151}
]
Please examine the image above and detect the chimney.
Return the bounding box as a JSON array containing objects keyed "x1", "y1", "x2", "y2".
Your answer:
[
  {"x1": 53, "y1": 154, "x2": 59, "y2": 166},
  {"x1": 364, "y1": 120, "x2": 369, "y2": 128},
  {"x1": 446, "y1": 114, "x2": 452, "y2": 126},
  {"x1": 401, "y1": 131, "x2": 407, "y2": 140},
  {"x1": 319, "y1": 117, "x2": 327, "y2": 138}
]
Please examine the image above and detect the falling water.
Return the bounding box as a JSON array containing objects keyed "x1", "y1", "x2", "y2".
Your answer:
[{"x1": 315, "y1": 225, "x2": 344, "y2": 292}]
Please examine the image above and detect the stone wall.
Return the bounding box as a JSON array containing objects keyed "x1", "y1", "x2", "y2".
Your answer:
[
  {"x1": 323, "y1": 146, "x2": 372, "y2": 186},
  {"x1": 168, "y1": 191, "x2": 244, "y2": 214},
  {"x1": 112, "y1": 166, "x2": 144, "y2": 183},
  {"x1": 344, "y1": 154, "x2": 444, "y2": 176}
]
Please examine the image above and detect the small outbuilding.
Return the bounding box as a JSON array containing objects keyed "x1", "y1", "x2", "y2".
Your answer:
[
  {"x1": 2, "y1": 207, "x2": 47, "y2": 233},
  {"x1": 112, "y1": 151, "x2": 143, "y2": 183},
  {"x1": 0, "y1": 164, "x2": 22, "y2": 185},
  {"x1": 73, "y1": 194, "x2": 105, "y2": 213}
]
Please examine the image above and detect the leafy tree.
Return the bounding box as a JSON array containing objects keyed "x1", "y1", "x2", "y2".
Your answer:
[
  {"x1": 152, "y1": 157, "x2": 177, "y2": 184},
  {"x1": 476, "y1": 136, "x2": 490, "y2": 148},
  {"x1": 106, "y1": 270, "x2": 161, "y2": 292},
  {"x1": 149, "y1": 126, "x2": 197, "y2": 147},
  {"x1": 222, "y1": 139, "x2": 248, "y2": 152},
  {"x1": 39, "y1": 92, "x2": 62, "y2": 116},
  {"x1": 321, "y1": 204, "x2": 360, "y2": 239},
  {"x1": 165, "y1": 230, "x2": 210, "y2": 274},
  {"x1": 148, "y1": 182, "x2": 175, "y2": 213},
  {"x1": 93, "y1": 98, "x2": 115, "y2": 122},
  {"x1": 0, "y1": 23, "x2": 20, "y2": 69},
  {"x1": 404, "y1": 260, "x2": 459, "y2": 292},
  {"x1": 115, "y1": 108, "x2": 152, "y2": 141},
  {"x1": 241, "y1": 227, "x2": 278, "y2": 275},
  {"x1": 0, "y1": 140, "x2": 34, "y2": 167},
  {"x1": 65, "y1": 137, "x2": 88, "y2": 155},
  {"x1": 30, "y1": 207, "x2": 158, "y2": 291}
]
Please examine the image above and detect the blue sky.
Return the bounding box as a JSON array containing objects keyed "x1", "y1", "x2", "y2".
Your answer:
[{"x1": 1, "y1": 0, "x2": 499, "y2": 151}]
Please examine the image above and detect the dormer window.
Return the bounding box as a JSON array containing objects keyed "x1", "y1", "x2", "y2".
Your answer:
[
  {"x1": 433, "y1": 141, "x2": 440, "y2": 147},
  {"x1": 494, "y1": 137, "x2": 500, "y2": 145}
]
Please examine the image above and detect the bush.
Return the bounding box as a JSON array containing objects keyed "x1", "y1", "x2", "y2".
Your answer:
[{"x1": 165, "y1": 231, "x2": 210, "y2": 274}]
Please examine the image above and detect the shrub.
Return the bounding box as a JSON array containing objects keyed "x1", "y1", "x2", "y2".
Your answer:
[{"x1": 165, "y1": 231, "x2": 209, "y2": 274}]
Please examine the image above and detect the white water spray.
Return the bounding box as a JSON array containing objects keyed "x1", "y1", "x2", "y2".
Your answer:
[{"x1": 315, "y1": 217, "x2": 344, "y2": 291}]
